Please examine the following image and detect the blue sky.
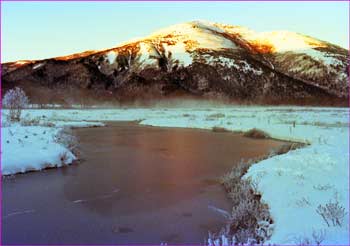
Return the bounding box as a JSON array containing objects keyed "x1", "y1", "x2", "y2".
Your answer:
[{"x1": 2, "y1": 1, "x2": 348, "y2": 62}]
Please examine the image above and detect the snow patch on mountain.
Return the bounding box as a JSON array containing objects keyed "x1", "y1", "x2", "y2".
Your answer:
[
  {"x1": 302, "y1": 49, "x2": 343, "y2": 66},
  {"x1": 137, "y1": 41, "x2": 193, "y2": 68},
  {"x1": 203, "y1": 55, "x2": 236, "y2": 67},
  {"x1": 149, "y1": 21, "x2": 237, "y2": 51},
  {"x1": 203, "y1": 55, "x2": 263, "y2": 75},
  {"x1": 239, "y1": 60, "x2": 263, "y2": 75},
  {"x1": 138, "y1": 42, "x2": 159, "y2": 67},
  {"x1": 106, "y1": 51, "x2": 117, "y2": 64},
  {"x1": 192, "y1": 20, "x2": 228, "y2": 34},
  {"x1": 14, "y1": 60, "x2": 30, "y2": 65},
  {"x1": 254, "y1": 31, "x2": 325, "y2": 53},
  {"x1": 32, "y1": 63, "x2": 44, "y2": 70},
  {"x1": 164, "y1": 42, "x2": 193, "y2": 67}
]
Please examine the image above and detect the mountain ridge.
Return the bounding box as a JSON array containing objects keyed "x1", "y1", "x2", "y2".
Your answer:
[{"x1": 2, "y1": 20, "x2": 349, "y2": 106}]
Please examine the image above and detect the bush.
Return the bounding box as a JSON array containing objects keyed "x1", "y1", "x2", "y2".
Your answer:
[
  {"x1": 206, "y1": 113, "x2": 226, "y2": 120},
  {"x1": 292, "y1": 229, "x2": 326, "y2": 246},
  {"x1": 221, "y1": 159, "x2": 252, "y2": 188},
  {"x1": 213, "y1": 159, "x2": 274, "y2": 244},
  {"x1": 54, "y1": 127, "x2": 79, "y2": 155},
  {"x1": 273, "y1": 142, "x2": 305, "y2": 155},
  {"x1": 225, "y1": 178, "x2": 273, "y2": 244},
  {"x1": 40, "y1": 121, "x2": 55, "y2": 127},
  {"x1": 58, "y1": 151, "x2": 71, "y2": 165},
  {"x1": 20, "y1": 117, "x2": 41, "y2": 126},
  {"x1": 2, "y1": 87, "x2": 29, "y2": 122},
  {"x1": 312, "y1": 229, "x2": 326, "y2": 246},
  {"x1": 243, "y1": 128, "x2": 270, "y2": 139},
  {"x1": 211, "y1": 126, "x2": 231, "y2": 133},
  {"x1": 209, "y1": 113, "x2": 225, "y2": 118},
  {"x1": 316, "y1": 200, "x2": 346, "y2": 227}
]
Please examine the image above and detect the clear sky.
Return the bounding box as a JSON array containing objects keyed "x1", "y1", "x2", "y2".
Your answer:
[{"x1": 1, "y1": 1, "x2": 348, "y2": 62}]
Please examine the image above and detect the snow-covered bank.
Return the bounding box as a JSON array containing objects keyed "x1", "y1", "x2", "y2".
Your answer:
[
  {"x1": 1, "y1": 115, "x2": 104, "y2": 175},
  {"x1": 140, "y1": 107, "x2": 348, "y2": 244},
  {"x1": 1, "y1": 125, "x2": 75, "y2": 175},
  {"x1": 1, "y1": 106, "x2": 348, "y2": 244}
]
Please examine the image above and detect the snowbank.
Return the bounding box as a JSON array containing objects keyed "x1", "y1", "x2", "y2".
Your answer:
[
  {"x1": 1, "y1": 125, "x2": 75, "y2": 175},
  {"x1": 1, "y1": 113, "x2": 105, "y2": 175}
]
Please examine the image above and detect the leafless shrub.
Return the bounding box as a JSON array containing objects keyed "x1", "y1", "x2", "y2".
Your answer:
[
  {"x1": 221, "y1": 159, "x2": 252, "y2": 188},
  {"x1": 295, "y1": 197, "x2": 311, "y2": 207},
  {"x1": 207, "y1": 231, "x2": 221, "y2": 246},
  {"x1": 17, "y1": 138, "x2": 24, "y2": 147},
  {"x1": 8, "y1": 129, "x2": 15, "y2": 136},
  {"x1": 217, "y1": 159, "x2": 273, "y2": 244},
  {"x1": 2, "y1": 87, "x2": 29, "y2": 122},
  {"x1": 233, "y1": 229, "x2": 251, "y2": 244},
  {"x1": 208, "y1": 137, "x2": 308, "y2": 245},
  {"x1": 316, "y1": 204, "x2": 331, "y2": 227},
  {"x1": 54, "y1": 127, "x2": 79, "y2": 155},
  {"x1": 243, "y1": 128, "x2": 270, "y2": 139},
  {"x1": 40, "y1": 121, "x2": 55, "y2": 127},
  {"x1": 228, "y1": 179, "x2": 272, "y2": 243},
  {"x1": 206, "y1": 113, "x2": 226, "y2": 120},
  {"x1": 212, "y1": 126, "x2": 231, "y2": 133},
  {"x1": 20, "y1": 117, "x2": 41, "y2": 126},
  {"x1": 295, "y1": 173, "x2": 305, "y2": 180},
  {"x1": 273, "y1": 142, "x2": 305, "y2": 155},
  {"x1": 2, "y1": 115, "x2": 12, "y2": 127},
  {"x1": 291, "y1": 229, "x2": 326, "y2": 246},
  {"x1": 276, "y1": 169, "x2": 283, "y2": 176},
  {"x1": 312, "y1": 229, "x2": 326, "y2": 245},
  {"x1": 293, "y1": 235, "x2": 312, "y2": 246},
  {"x1": 313, "y1": 184, "x2": 332, "y2": 191},
  {"x1": 227, "y1": 179, "x2": 255, "y2": 204},
  {"x1": 316, "y1": 200, "x2": 346, "y2": 227},
  {"x1": 58, "y1": 151, "x2": 70, "y2": 165}
]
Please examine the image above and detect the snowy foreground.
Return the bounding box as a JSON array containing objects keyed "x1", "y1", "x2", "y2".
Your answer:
[{"x1": 1, "y1": 106, "x2": 348, "y2": 244}]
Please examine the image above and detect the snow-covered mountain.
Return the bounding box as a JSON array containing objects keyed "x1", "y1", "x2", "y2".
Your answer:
[{"x1": 2, "y1": 21, "x2": 349, "y2": 105}]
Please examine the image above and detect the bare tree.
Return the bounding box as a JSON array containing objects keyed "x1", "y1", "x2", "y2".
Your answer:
[
  {"x1": 2, "y1": 87, "x2": 29, "y2": 122},
  {"x1": 152, "y1": 41, "x2": 175, "y2": 72}
]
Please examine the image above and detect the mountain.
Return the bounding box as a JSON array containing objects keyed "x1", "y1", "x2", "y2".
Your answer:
[{"x1": 2, "y1": 20, "x2": 349, "y2": 106}]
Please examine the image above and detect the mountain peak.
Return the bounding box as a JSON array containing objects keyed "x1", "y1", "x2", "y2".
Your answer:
[{"x1": 119, "y1": 20, "x2": 336, "y2": 56}]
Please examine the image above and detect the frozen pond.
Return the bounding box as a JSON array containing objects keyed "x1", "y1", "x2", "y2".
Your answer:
[{"x1": 2, "y1": 122, "x2": 284, "y2": 244}]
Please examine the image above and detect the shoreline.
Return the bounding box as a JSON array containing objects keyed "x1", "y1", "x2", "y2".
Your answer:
[{"x1": 2, "y1": 122, "x2": 286, "y2": 244}]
